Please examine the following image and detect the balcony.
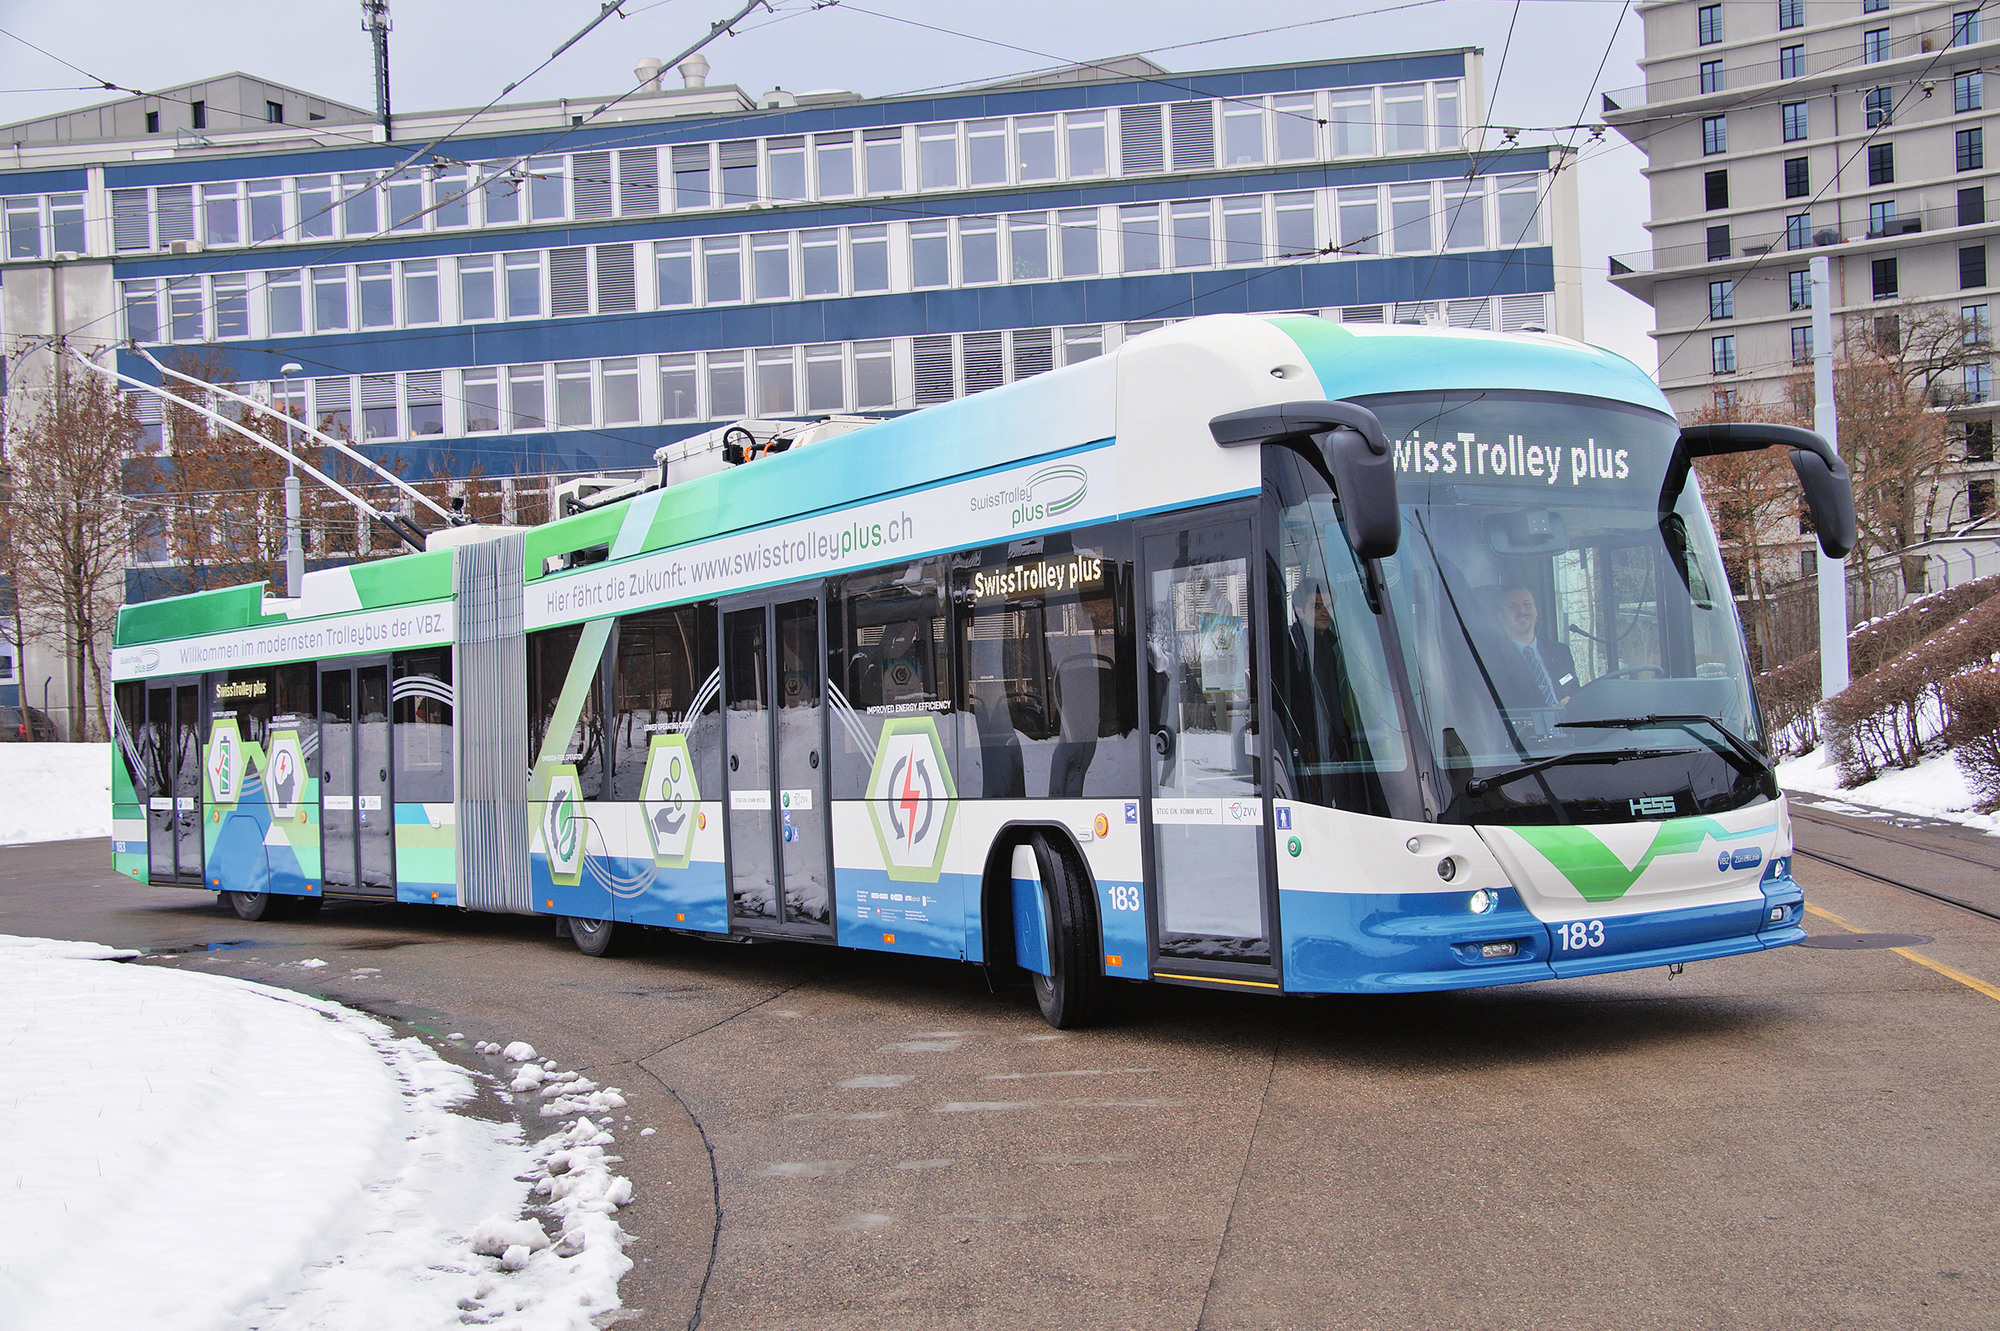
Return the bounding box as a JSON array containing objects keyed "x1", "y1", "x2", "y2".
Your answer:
[{"x1": 1609, "y1": 203, "x2": 1978, "y2": 281}]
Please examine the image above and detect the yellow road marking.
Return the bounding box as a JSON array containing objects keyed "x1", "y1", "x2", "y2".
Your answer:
[{"x1": 1804, "y1": 903, "x2": 2000, "y2": 1003}]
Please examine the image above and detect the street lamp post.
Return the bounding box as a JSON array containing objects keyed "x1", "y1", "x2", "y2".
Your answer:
[{"x1": 280, "y1": 363, "x2": 305, "y2": 599}]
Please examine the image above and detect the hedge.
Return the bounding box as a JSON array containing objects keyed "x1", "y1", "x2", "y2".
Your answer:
[
  {"x1": 1756, "y1": 572, "x2": 2000, "y2": 755},
  {"x1": 1822, "y1": 595, "x2": 2000, "y2": 783},
  {"x1": 1939, "y1": 667, "x2": 2000, "y2": 811}
]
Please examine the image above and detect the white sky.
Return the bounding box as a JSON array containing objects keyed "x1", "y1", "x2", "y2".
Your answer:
[{"x1": 0, "y1": 0, "x2": 1656, "y2": 369}]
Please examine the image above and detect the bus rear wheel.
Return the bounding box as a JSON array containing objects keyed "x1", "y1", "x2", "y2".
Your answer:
[
  {"x1": 223, "y1": 890, "x2": 276, "y2": 921},
  {"x1": 568, "y1": 915, "x2": 622, "y2": 957},
  {"x1": 1026, "y1": 835, "x2": 1110, "y2": 1030}
]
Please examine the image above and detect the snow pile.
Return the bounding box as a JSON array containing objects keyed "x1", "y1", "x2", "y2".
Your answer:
[
  {"x1": 0, "y1": 938, "x2": 633, "y2": 1330},
  {"x1": 0, "y1": 741, "x2": 111, "y2": 845},
  {"x1": 1780, "y1": 746, "x2": 1998, "y2": 832},
  {"x1": 0, "y1": 932, "x2": 139, "y2": 961}
]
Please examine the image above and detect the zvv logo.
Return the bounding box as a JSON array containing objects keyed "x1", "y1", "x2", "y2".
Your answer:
[{"x1": 864, "y1": 717, "x2": 957, "y2": 882}]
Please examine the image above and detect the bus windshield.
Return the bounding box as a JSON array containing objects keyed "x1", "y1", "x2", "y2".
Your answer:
[{"x1": 1356, "y1": 390, "x2": 1775, "y2": 826}]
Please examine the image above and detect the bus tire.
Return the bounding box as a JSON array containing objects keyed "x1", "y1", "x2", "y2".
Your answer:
[
  {"x1": 1027, "y1": 834, "x2": 1110, "y2": 1030},
  {"x1": 225, "y1": 890, "x2": 275, "y2": 921},
  {"x1": 568, "y1": 915, "x2": 621, "y2": 957}
]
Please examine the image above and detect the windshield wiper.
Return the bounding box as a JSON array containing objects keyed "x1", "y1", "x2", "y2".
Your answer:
[
  {"x1": 1556, "y1": 714, "x2": 1774, "y2": 781},
  {"x1": 1465, "y1": 746, "x2": 1701, "y2": 797}
]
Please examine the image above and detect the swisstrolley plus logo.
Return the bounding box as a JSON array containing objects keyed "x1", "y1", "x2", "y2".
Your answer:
[{"x1": 970, "y1": 465, "x2": 1089, "y2": 531}]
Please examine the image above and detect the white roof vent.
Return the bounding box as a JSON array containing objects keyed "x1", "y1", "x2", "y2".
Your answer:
[
  {"x1": 759, "y1": 86, "x2": 797, "y2": 109},
  {"x1": 678, "y1": 53, "x2": 710, "y2": 89},
  {"x1": 634, "y1": 56, "x2": 664, "y2": 93}
]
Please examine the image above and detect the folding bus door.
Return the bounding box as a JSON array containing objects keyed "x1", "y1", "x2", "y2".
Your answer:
[
  {"x1": 721, "y1": 592, "x2": 832, "y2": 938},
  {"x1": 144, "y1": 680, "x2": 204, "y2": 884},
  {"x1": 319, "y1": 660, "x2": 396, "y2": 897},
  {"x1": 1138, "y1": 513, "x2": 1278, "y2": 984}
]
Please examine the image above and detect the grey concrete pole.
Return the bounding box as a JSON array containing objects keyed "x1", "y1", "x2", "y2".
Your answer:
[
  {"x1": 281, "y1": 363, "x2": 304, "y2": 599},
  {"x1": 1810, "y1": 255, "x2": 1850, "y2": 697}
]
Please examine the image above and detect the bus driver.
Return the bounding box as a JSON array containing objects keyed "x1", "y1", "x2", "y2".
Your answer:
[{"x1": 1493, "y1": 585, "x2": 1577, "y2": 707}]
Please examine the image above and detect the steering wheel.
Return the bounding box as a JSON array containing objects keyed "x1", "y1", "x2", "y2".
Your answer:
[{"x1": 1595, "y1": 664, "x2": 1668, "y2": 681}]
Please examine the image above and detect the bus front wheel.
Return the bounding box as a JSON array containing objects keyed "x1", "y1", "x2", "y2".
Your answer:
[
  {"x1": 1027, "y1": 835, "x2": 1110, "y2": 1030},
  {"x1": 568, "y1": 915, "x2": 622, "y2": 957}
]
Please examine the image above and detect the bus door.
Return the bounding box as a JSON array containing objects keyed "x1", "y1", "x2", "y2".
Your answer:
[
  {"x1": 1138, "y1": 514, "x2": 1278, "y2": 980},
  {"x1": 318, "y1": 660, "x2": 396, "y2": 897},
  {"x1": 144, "y1": 680, "x2": 204, "y2": 884},
  {"x1": 721, "y1": 591, "x2": 832, "y2": 937}
]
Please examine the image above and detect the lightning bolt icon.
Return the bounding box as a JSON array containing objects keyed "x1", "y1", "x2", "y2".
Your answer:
[{"x1": 898, "y1": 750, "x2": 923, "y2": 850}]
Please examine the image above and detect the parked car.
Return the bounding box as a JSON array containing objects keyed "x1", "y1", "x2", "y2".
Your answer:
[{"x1": 0, "y1": 704, "x2": 58, "y2": 741}]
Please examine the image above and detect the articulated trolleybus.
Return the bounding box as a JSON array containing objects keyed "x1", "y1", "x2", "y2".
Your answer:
[{"x1": 109, "y1": 315, "x2": 1856, "y2": 1027}]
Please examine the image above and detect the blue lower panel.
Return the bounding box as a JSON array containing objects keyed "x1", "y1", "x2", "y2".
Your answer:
[
  {"x1": 837, "y1": 866, "x2": 973, "y2": 961},
  {"x1": 617, "y1": 858, "x2": 729, "y2": 933},
  {"x1": 1095, "y1": 880, "x2": 1148, "y2": 979},
  {"x1": 1546, "y1": 898, "x2": 1770, "y2": 978},
  {"x1": 210, "y1": 805, "x2": 312, "y2": 898},
  {"x1": 1281, "y1": 888, "x2": 1557, "y2": 993},
  {"x1": 532, "y1": 851, "x2": 729, "y2": 932}
]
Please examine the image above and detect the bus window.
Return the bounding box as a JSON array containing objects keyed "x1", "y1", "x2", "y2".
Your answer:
[
  {"x1": 955, "y1": 529, "x2": 1140, "y2": 800},
  {"x1": 212, "y1": 668, "x2": 276, "y2": 750},
  {"x1": 1265, "y1": 450, "x2": 1417, "y2": 819},
  {"x1": 392, "y1": 647, "x2": 453, "y2": 802},
  {"x1": 609, "y1": 602, "x2": 721, "y2": 800},
  {"x1": 528, "y1": 624, "x2": 607, "y2": 798},
  {"x1": 827, "y1": 560, "x2": 952, "y2": 798}
]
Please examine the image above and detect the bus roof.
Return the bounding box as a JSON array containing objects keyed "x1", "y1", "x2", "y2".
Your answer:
[{"x1": 114, "y1": 315, "x2": 1669, "y2": 653}]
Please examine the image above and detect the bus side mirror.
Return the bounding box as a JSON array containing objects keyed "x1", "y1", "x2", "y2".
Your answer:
[
  {"x1": 1210, "y1": 400, "x2": 1401, "y2": 559},
  {"x1": 1676, "y1": 422, "x2": 1857, "y2": 559}
]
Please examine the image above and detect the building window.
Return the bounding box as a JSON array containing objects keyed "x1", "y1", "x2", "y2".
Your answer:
[
  {"x1": 1958, "y1": 71, "x2": 1985, "y2": 112},
  {"x1": 1967, "y1": 364, "x2": 1992, "y2": 403},
  {"x1": 1121, "y1": 203, "x2": 1163, "y2": 270},
  {"x1": 267, "y1": 269, "x2": 302, "y2": 335},
  {"x1": 1785, "y1": 156, "x2": 1810, "y2": 198},
  {"x1": 1965, "y1": 303, "x2": 1992, "y2": 343},
  {"x1": 1863, "y1": 0, "x2": 1888, "y2": 9},
  {"x1": 1705, "y1": 169, "x2": 1730, "y2": 210},
  {"x1": 1867, "y1": 86, "x2": 1894, "y2": 127},
  {"x1": 910, "y1": 220, "x2": 950, "y2": 287},
  {"x1": 1698, "y1": 4, "x2": 1722, "y2": 44},
  {"x1": 1782, "y1": 102, "x2": 1808, "y2": 141},
  {"x1": 1963, "y1": 245, "x2": 1988, "y2": 288},
  {"x1": 1780, "y1": 0, "x2": 1804, "y2": 28},
  {"x1": 1960, "y1": 127, "x2": 1985, "y2": 170},
  {"x1": 1954, "y1": 10, "x2": 1981, "y2": 46},
  {"x1": 1876, "y1": 314, "x2": 1901, "y2": 350},
  {"x1": 266, "y1": 100, "x2": 283, "y2": 124},
  {"x1": 1873, "y1": 256, "x2": 1899, "y2": 299},
  {"x1": 1709, "y1": 279, "x2": 1735, "y2": 319},
  {"x1": 312, "y1": 267, "x2": 348, "y2": 332},
  {"x1": 918, "y1": 123, "x2": 958, "y2": 189},
  {"x1": 505, "y1": 252, "x2": 542, "y2": 318},
  {"x1": 1966, "y1": 420, "x2": 1995, "y2": 461},
  {"x1": 1865, "y1": 28, "x2": 1891, "y2": 62},
  {"x1": 1703, "y1": 115, "x2": 1728, "y2": 154},
  {"x1": 1712, "y1": 335, "x2": 1737, "y2": 373},
  {"x1": 864, "y1": 128, "x2": 904, "y2": 193},
  {"x1": 1780, "y1": 45, "x2": 1804, "y2": 79},
  {"x1": 1701, "y1": 61, "x2": 1725, "y2": 94},
  {"x1": 145, "y1": 109, "x2": 159, "y2": 134},
  {"x1": 1869, "y1": 142, "x2": 1895, "y2": 184},
  {"x1": 1971, "y1": 478, "x2": 1996, "y2": 520},
  {"x1": 1963, "y1": 186, "x2": 1987, "y2": 226},
  {"x1": 1870, "y1": 200, "x2": 1898, "y2": 234},
  {"x1": 190, "y1": 100, "x2": 206, "y2": 131},
  {"x1": 1787, "y1": 212, "x2": 1812, "y2": 250},
  {"x1": 1792, "y1": 325, "x2": 1814, "y2": 364},
  {"x1": 1789, "y1": 269, "x2": 1811, "y2": 310},
  {"x1": 1707, "y1": 224, "x2": 1732, "y2": 261}
]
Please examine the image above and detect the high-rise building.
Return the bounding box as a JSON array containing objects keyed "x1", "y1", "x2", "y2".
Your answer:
[{"x1": 1605, "y1": 1, "x2": 2000, "y2": 590}]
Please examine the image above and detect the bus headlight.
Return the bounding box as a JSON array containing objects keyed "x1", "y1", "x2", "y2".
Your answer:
[
  {"x1": 1436, "y1": 857, "x2": 1457, "y2": 883},
  {"x1": 1468, "y1": 887, "x2": 1496, "y2": 913}
]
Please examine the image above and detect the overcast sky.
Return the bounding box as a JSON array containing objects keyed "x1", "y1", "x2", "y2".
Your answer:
[{"x1": 0, "y1": 0, "x2": 1655, "y2": 368}]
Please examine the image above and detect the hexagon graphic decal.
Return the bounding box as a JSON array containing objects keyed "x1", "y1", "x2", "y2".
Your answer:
[
  {"x1": 864, "y1": 716, "x2": 957, "y2": 882},
  {"x1": 641, "y1": 733, "x2": 701, "y2": 868},
  {"x1": 205, "y1": 719, "x2": 246, "y2": 806},
  {"x1": 539, "y1": 764, "x2": 586, "y2": 886},
  {"x1": 265, "y1": 728, "x2": 306, "y2": 820}
]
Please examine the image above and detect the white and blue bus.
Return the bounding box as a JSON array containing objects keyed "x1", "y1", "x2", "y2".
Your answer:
[{"x1": 108, "y1": 314, "x2": 1855, "y2": 1026}]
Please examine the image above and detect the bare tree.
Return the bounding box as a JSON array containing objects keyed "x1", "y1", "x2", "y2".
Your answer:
[
  {"x1": 144, "y1": 347, "x2": 293, "y2": 594},
  {"x1": 6, "y1": 363, "x2": 139, "y2": 741},
  {"x1": 1689, "y1": 396, "x2": 1806, "y2": 672},
  {"x1": 1785, "y1": 304, "x2": 1978, "y2": 619}
]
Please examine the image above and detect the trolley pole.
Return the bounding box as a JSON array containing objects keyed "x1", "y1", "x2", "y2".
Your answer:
[
  {"x1": 281, "y1": 363, "x2": 305, "y2": 598},
  {"x1": 1810, "y1": 255, "x2": 1850, "y2": 698}
]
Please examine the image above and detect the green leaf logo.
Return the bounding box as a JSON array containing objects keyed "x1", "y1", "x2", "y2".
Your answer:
[{"x1": 1515, "y1": 817, "x2": 1733, "y2": 903}]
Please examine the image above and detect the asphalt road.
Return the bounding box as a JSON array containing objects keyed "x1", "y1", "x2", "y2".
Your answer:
[{"x1": 5, "y1": 810, "x2": 1998, "y2": 1330}]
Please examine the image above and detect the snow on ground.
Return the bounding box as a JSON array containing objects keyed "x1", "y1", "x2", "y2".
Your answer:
[
  {"x1": 1779, "y1": 746, "x2": 1999, "y2": 833},
  {"x1": 0, "y1": 936, "x2": 633, "y2": 1330},
  {"x1": 0, "y1": 742, "x2": 110, "y2": 845}
]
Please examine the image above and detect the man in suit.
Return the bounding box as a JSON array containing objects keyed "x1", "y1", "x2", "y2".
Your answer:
[{"x1": 1493, "y1": 584, "x2": 1578, "y2": 707}]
